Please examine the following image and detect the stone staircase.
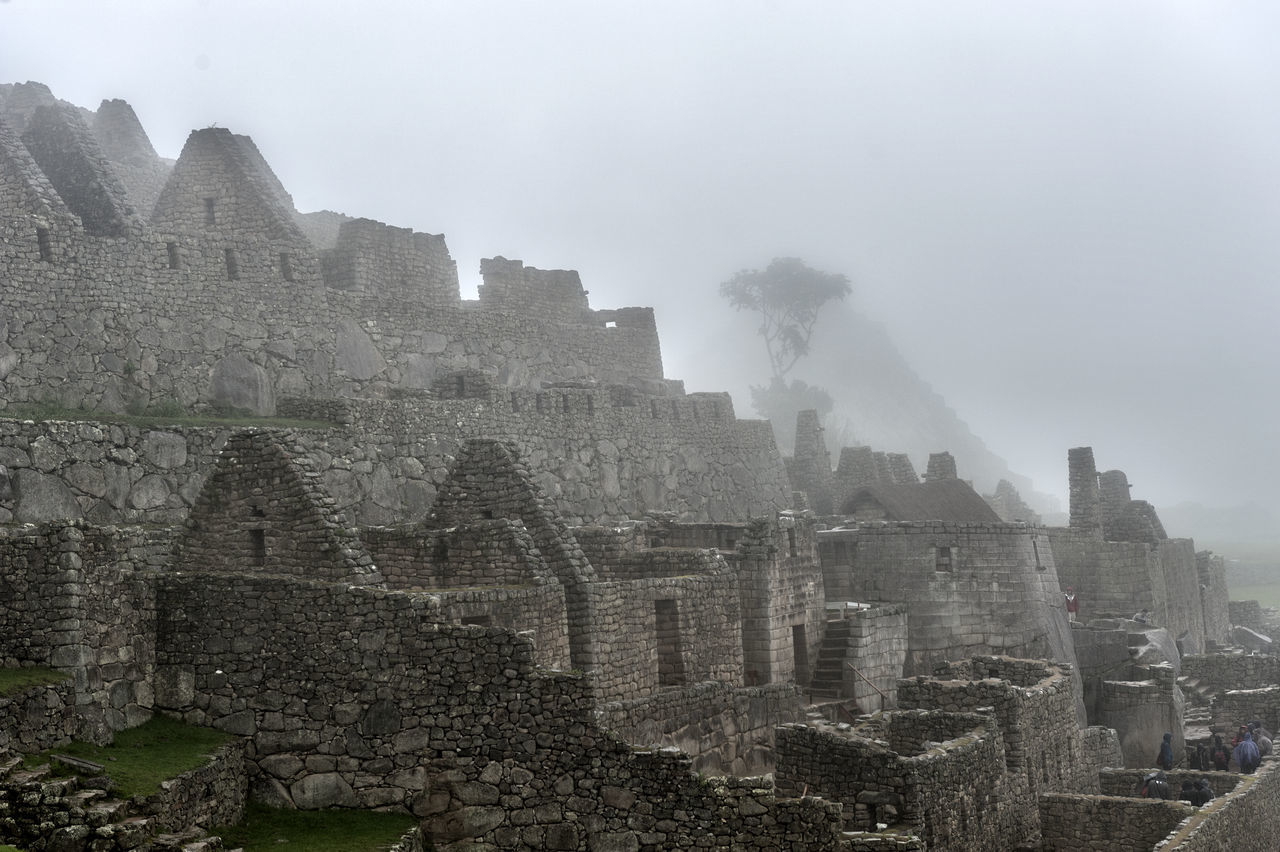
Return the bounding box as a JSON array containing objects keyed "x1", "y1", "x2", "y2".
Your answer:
[
  {"x1": 0, "y1": 747, "x2": 226, "y2": 851},
  {"x1": 809, "y1": 616, "x2": 853, "y2": 700}
]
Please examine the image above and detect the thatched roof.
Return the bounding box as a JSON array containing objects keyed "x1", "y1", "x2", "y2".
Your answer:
[{"x1": 842, "y1": 478, "x2": 1002, "y2": 523}]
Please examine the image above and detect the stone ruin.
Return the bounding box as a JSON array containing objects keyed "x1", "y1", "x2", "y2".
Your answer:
[{"x1": 0, "y1": 80, "x2": 1278, "y2": 850}]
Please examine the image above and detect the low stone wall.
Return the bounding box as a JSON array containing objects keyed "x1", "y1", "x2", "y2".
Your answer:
[
  {"x1": 1099, "y1": 768, "x2": 1241, "y2": 799},
  {"x1": 139, "y1": 737, "x2": 248, "y2": 832},
  {"x1": 1212, "y1": 686, "x2": 1280, "y2": 736},
  {"x1": 596, "y1": 681, "x2": 807, "y2": 775},
  {"x1": 1182, "y1": 652, "x2": 1280, "y2": 695},
  {"x1": 898, "y1": 657, "x2": 1088, "y2": 799},
  {"x1": 1079, "y1": 726, "x2": 1124, "y2": 791},
  {"x1": 1038, "y1": 793, "x2": 1194, "y2": 850},
  {"x1": 775, "y1": 710, "x2": 1030, "y2": 850},
  {"x1": 1156, "y1": 757, "x2": 1280, "y2": 850},
  {"x1": 1228, "y1": 600, "x2": 1265, "y2": 634},
  {"x1": 0, "y1": 678, "x2": 75, "y2": 752}
]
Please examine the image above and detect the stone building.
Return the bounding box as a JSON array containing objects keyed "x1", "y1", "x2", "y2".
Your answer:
[{"x1": 1, "y1": 80, "x2": 1277, "y2": 851}]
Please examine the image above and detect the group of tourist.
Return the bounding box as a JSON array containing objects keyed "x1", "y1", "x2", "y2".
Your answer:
[{"x1": 1140, "y1": 722, "x2": 1274, "y2": 803}]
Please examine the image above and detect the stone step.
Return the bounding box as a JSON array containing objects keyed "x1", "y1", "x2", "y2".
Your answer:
[
  {"x1": 0, "y1": 752, "x2": 24, "y2": 779},
  {"x1": 87, "y1": 797, "x2": 132, "y2": 828},
  {"x1": 6, "y1": 763, "x2": 53, "y2": 785}
]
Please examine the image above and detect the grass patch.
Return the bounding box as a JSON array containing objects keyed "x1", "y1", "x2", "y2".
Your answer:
[
  {"x1": 0, "y1": 666, "x2": 70, "y2": 698},
  {"x1": 211, "y1": 802, "x2": 418, "y2": 851},
  {"x1": 23, "y1": 714, "x2": 235, "y2": 798},
  {"x1": 1229, "y1": 583, "x2": 1280, "y2": 609},
  {"x1": 0, "y1": 845, "x2": 23, "y2": 851},
  {"x1": 0, "y1": 402, "x2": 331, "y2": 431}
]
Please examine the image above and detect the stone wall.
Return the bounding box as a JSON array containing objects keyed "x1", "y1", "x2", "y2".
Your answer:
[
  {"x1": 0, "y1": 522, "x2": 159, "y2": 742},
  {"x1": 1228, "y1": 599, "x2": 1265, "y2": 634},
  {"x1": 1, "y1": 108, "x2": 671, "y2": 419},
  {"x1": 176, "y1": 430, "x2": 383, "y2": 586},
  {"x1": 0, "y1": 678, "x2": 75, "y2": 753},
  {"x1": 1182, "y1": 653, "x2": 1280, "y2": 695},
  {"x1": 776, "y1": 709, "x2": 1032, "y2": 850},
  {"x1": 1212, "y1": 686, "x2": 1280, "y2": 737},
  {"x1": 588, "y1": 568, "x2": 744, "y2": 703},
  {"x1": 1037, "y1": 793, "x2": 1195, "y2": 851},
  {"x1": 1095, "y1": 664, "x2": 1184, "y2": 769},
  {"x1": 817, "y1": 523, "x2": 1076, "y2": 679},
  {"x1": 1099, "y1": 768, "x2": 1240, "y2": 798},
  {"x1": 140, "y1": 738, "x2": 247, "y2": 833},
  {"x1": 1080, "y1": 725, "x2": 1124, "y2": 787},
  {"x1": 1049, "y1": 528, "x2": 1207, "y2": 654},
  {"x1": 1154, "y1": 758, "x2": 1280, "y2": 850},
  {"x1": 1196, "y1": 551, "x2": 1231, "y2": 647},
  {"x1": 732, "y1": 516, "x2": 826, "y2": 687},
  {"x1": 153, "y1": 572, "x2": 855, "y2": 849},
  {"x1": 898, "y1": 656, "x2": 1089, "y2": 799},
  {"x1": 0, "y1": 389, "x2": 792, "y2": 529},
  {"x1": 596, "y1": 681, "x2": 808, "y2": 775},
  {"x1": 834, "y1": 604, "x2": 908, "y2": 712}
]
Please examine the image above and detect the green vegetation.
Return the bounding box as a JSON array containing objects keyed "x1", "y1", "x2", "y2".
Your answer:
[
  {"x1": 0, "y1": 666, "x2": 70, "y2": 698},
  {"x1": 212, "y1": 802, "x2": 418, "y2": 851},
  {"x1": 23, "y1": 714, "x2": 235, "y2": 798},
  {"x1": 0, "y1": 845, "x2": 24, "y2": 851},
  {"x1": 1229, "y1": 583, "x2": 1280, "y2": 609},
  {"x1": 0, "y1": 401, "x2": 330, "y2": 431}
]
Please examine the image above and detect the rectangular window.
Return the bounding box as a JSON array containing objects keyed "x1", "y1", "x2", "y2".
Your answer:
[
  {"x1": 788, "y1": 528, "x2": 798, "y2": 558},
  {"x1": 935, "y1": 545, "x2": 954, "y2": 572},
  {"x1": 36, "y1": 227, "x2": 52, "y2": 262},
  {"x1": 461, "y1": 615, "x2": 491, "y2": 626},
  {"x1": 279, "y1": 252, "x2": 294, "y2": 281},
  {"x1": 224, "y1": 248, "x2": 239, "y2": 280},
  {"x1": 655, "y1": 599, "x2": 685, "y2": 686},
  {"x1": 792, "y1": 624, "x2": 809, "y2": 685},
  {"x1": 249, "y1": 529, "x2": 266, "y2": 566},
  {"x1": 204, "y1": 198, "x2": 216, "y2": 225},
  {"x1": 166, "y1": 242, "x2": 180, "y2": 270}
]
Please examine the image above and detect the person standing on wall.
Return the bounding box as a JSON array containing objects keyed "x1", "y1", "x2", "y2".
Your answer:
[{"x1": 1064, "y1": 587, "x2": 1079, "y2": 622}]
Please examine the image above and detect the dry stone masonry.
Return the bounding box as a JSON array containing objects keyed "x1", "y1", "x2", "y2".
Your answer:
[{"x1": 0, "y1": 80, "x2": 1273, "y2": 851}]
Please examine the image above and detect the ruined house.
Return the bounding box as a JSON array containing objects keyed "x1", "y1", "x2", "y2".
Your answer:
[{"x1": 0, "y1": 81, "x2": 1273, "y2": 851}]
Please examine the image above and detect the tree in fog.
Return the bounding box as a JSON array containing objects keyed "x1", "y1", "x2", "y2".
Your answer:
[{"x1": 719, "y1": 257, "x2": 850, "y2": 450}]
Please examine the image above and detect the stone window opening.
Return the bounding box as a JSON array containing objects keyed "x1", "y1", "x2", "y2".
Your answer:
[
  {"x1": 279, "y1": 252, "x2": 294, "y2": 281},
  {"x1": 36, "y1": 227, "x2": 52, "y2": 262},
  {"x1": 510, "y1": 393, "x2": 520, "y2": 412},
  {"x1": 560, "y1": 393, "x2": 570, "y2": 413},
  {"x1": 670, "y1": 399, "x2": 680, "y2": 420},
  {"x1": 536, "y1": 393, "x2": 545, "y2": 413},
  {"x1": 455, "y1": 375, "x2": 466, "y2": 397},
  {"x1": 586, "y1": 395, "x2": 594, "y2": 416},
  {"x1": 650, "y1": 400, "x2": 660, "y2": 419},
  {"x1": 935, "y1": 545, "x2": 954, "y2": 572},
  {"x1": 605, "y1": 320, "x2": 617, "y2": 328},
  {"x1": 166, "y1": 242, "x2": 180, "y2": 270},
  {"x1": 249, "y1": 528, "x2": 266, "y2": 567},
  {"x1": 224, "y1": 248, "x2": 239, "y2": 280},
  {"x1": 792, "y1": 623, "x2": 809, "y2": 685},
  {"x1": 1032, "y1": 539, "x2": 1044, "y2": 570},
  {"x1": 461, "y1": 614, "x2": 491, "y2": 626},
  {"x1": 204, "y1": 197, "x2": 216, "y2": 225},
  {"x1": 787, "y1": 528, "x2": 798, "y2": 558},
  {"x1": 655, "y1": 599, "x2": 685, "y2": 686}
]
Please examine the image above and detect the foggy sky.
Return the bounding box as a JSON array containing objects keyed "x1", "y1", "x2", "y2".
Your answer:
[{"x1": 5, "y1": 1, "x2": 1280, "y2": 524}]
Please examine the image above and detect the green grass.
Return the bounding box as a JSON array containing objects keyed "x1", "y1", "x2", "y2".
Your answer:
[
  {"x1": 0, "y1": 402, "x2": 331, "y2": 431},
  {"x1": 0, "y1": 845, "x2": 24, "y2": 851},
  {"x1": 1230, "y1": 583, "x2": 1280, "y2": 609},
  {"x1": 23, "y1": 714, "x2": 236, "y2": 798},
  {"x1": 0, "y1": 666, "x2": 71, "y2": 698},
  {"x1": 211, "y1": 802, "x2": 419, "y2": 851}
]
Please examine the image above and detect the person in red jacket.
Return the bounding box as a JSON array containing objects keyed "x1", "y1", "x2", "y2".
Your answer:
[{"x1": 1064, "y1": 587, "x2": 1080, "y2": 622}]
